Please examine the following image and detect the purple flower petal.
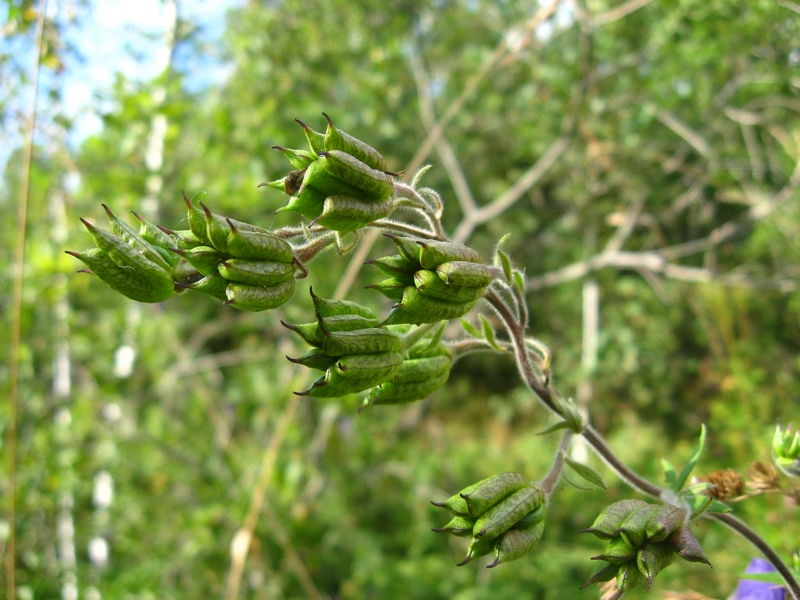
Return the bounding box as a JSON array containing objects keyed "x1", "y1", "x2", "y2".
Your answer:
[{"x1": 732, "y1": 558, "x2": 786, "y2": 600}]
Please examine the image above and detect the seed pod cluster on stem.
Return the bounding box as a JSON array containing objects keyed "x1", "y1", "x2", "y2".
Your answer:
[
  {"x1": 367, "y1": 234, "x2": 497, "y2": 325},
  {"x1": 264, "y1": 113, "x2": 396, "y2": 232},
  {"x1": 580, "y1": 499, "x2": 711, "y2": 594},
  {"x1": 432, "y1": 473, "x2": 547, "y2": 568}
]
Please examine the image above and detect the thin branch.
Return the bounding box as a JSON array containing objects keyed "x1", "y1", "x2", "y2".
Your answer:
[
  {"x1": 652, "y1": 106, "x2": 717, "y2": 164},
  {"x1": 589, "y1": 0, "x2": 656, "y2": 27},
  {"x1": 8, "y1": 4, "x2": 47, "y2": 598},
  {"x1": 709, "y1": 512, "x2": 800, "y2": 600}
]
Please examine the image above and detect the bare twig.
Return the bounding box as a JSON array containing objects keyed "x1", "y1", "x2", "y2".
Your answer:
[{"x1": 589, "y1": 0, "x2": 656, "y2": 27}]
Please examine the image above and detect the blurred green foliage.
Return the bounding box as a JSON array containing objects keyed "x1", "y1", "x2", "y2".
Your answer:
[{"x1": 2, "y1": 0, "x2": 799, "y2": 598}]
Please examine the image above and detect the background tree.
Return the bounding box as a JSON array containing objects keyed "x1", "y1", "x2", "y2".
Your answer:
[{"x1": 3, "y1": 0, "x2": 799, "y2": 598}]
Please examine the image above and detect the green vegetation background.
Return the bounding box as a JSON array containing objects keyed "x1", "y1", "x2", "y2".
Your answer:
[{"x1": 2, "y1": 0, "x2": 799, "y2": 598}]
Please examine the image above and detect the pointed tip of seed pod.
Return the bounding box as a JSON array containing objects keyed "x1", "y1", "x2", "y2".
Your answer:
[
  {"x1": 294, "y1": 118, "x2": 309, "y2": 130},
  {"x1": 76, "y1": 269, "x2": 93, "y2": 274},
  {"x1": 101, "y1": 203, "x2": 114, "y2": 218},
  {"x1": 182, "y1": 190, "x2": 192, "y2": 204},
  {"x1": 168, "y1": 247, "x2": 185, "y2": 256},
  {"x1": 200, "y1": 201, "x2": 213, "y2": 218},
  {"x1": 431, "y1": 527, "x2": 446, "y2": 533},
  {"x1": 486, "y1": 558, "x2": 501, "y2": 569},
  {"x1": 158, "y1": 225, "x2": 176, "y2": 234},
  {"x1": 271, "y1": 145, "x2": 287, "y2": 151},
  {"x1": 322, "y1": 112, "x2": 334, "y2": 127},
  {"x1": 225, "y1": 217, "x2": 238, "y2": 233},
  {"x1": 455, "y1": 557, "x2": 471, "y2": 567},
  {"x1": 430, "y1": 500, "x2": 447, "y2": 508},
  {"x1": 578, "y1": 528, "x2": 593, "y2": 534},
  {"x1": 130, "y1": 210, "x2": 144, "y2": 222},
  {"x1": 286, "y1": 355, "x2": 303, "y2": 365},
  {"x1": 280, "y1": 320, "x2": 296, "y2": 331},
  {"x1": 79, "y1": 217, "x2": 96, "y2": 231},
  {"x1": 256, "y1": 181, "x2": 269, "y2": 188},
  {"x1": 65, "y1": 250, "x2": 80, "y2": 258},
  {"x1": 293, "y1": 389, "x2": 313, "y2": 397}
]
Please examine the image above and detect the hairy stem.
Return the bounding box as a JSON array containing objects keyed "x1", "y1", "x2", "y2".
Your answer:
[{"x1": 709, "y1": 512, "x2": 800, "y2": 600}]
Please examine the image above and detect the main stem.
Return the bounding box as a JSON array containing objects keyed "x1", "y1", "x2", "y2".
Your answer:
[{"x1": 486, "y1": 287, "x2": 800, "y2": 597}]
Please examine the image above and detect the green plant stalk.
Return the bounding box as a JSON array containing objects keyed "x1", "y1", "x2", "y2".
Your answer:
[{"x1": 485, "y1": 287, "x2": 800, "y2": 598}]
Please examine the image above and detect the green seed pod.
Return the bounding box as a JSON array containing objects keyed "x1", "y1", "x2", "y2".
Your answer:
[
  {"x1": 431, "y1": 478, "x2": 489, "y2": 517},
  {"x1": 667, "y1": 525, "x2": 710, "y2": 565},
  {"x1": 224, "y1": 278, "x2": 296, "y2": 312},
  {"x1": 488, "y1": 518, "x2": 545, "y2": 567},
  {"x1": 322, "y1": 113, "x2": 388, "y2": 171},
  {"x1": 413, "y1": 269, "x2": 487, "y2": 303},
  {"x1": 276, "y1": 186, "x2": 327, "y2": 220},
  {"x1": 317, "y1": 150, "x2": 393, "y2": 200},
  {"x1": 324, "y1": 365, "x2": 390, "y2": 393},
  {"x1": 580, "y1": 561, "x2": 619, "y2": 589},
  {"x1": 321, "y1": 327, "x2": 403, "y2": 357},
  {"x1": 645, "y1": 505, "x2": 686, "y2": 543},
  {"x1": 225, "y1": 220, "x2": 294, "y2": 263},
  {"x1": 182, "y1": 273, "x2": 228, "y2": 301},
  {"x1": 581, "y1": 499, "x2": 649, "y2": 540},
  {"x1": 287, "y1": 348, "x2": 338, "y2": 371},
  {"x1": 436, "y1": 261, "x2": 497, "y2": 287},
  {"x1": 184, "y1": 194, "x2": 214, "y2": 246},
  {"x1": 389, "y1": 354, "x2": 452, "y2": 384},
  {"x1": 295, "y1": 375, "x2": 356, "y2": 398},
  {"x1": 295, "y1": 118, "x2": 326, "y2": 154},
  {"x1": 66, "y1": 248, "x2": 176, "y2": 303},
  {"x1": 163, "y1": 227, "x2": 205, "y2": 250},
  {"x1": 299, "y1": 159, "x2": 370, "y2": 200},
  {"x1": 383, "y1": 234, "x2": 422, "y2": 266},
  {"x1": 217, "y1": 259, "x2": 295, "y2": 286},
  {"x1": 200, "y1": 202, "x2": 235, "y2": 252},
  {"x1": 384, "y1": 287, "x2": 477, "y2": 325},
  {"x1": 81, "y1": 219, "x2": 173, "y2": 280},
  {"x1": 132, "y1": 211, "x2": 180, "y2": 262},
  {"x1": 101, "y1": 204, "x2": 173, "y2": 271},
  {"x1": 636, "y1": 541, "x2": 676, "y2": 587},
  {"x1": 282, "y1": 321, "x2": 326, "y2": 347},
  {"x1": 364, "y1": 370, "x2": 449, "y2": 406},
  {"x1": 473, "y1": 485, "x2": 543, "y2": 540},
  {"x1": 456, "y1": 536, "x2": 494, "y2": 566},
  {"x1": 311, "y1": 288, "x2": 377, "y2": 319},
  {"x1": 313, "y1": 195, "x2": 393, "y2": 233},
  {"x1": 366, "y1": 277, "x2": 409, "y2": 301},
  {"x1": 460, "y1": 473, "x2": 530, "y2": 518},
  {"x1": 593, "y1": 535, "x2": 638, "y2": 564},
  {"x1": 432, "y1": 515, "x2": 478, "y2": 537},
  {"x1": 272, "y1": 145, "x2": 318, "y2": 170},
  {"x1": 365, "y1": 254, "x2": 418, "y2": 277},
  {"x1": 616, "y1": 561, "x2": 647, "y2": 593},
  {"x1": 417, "y1": 240, "x2": 481, "y2": 270},
  {"x1": 333, "y1": 352, "x2": 403, "y2": 380},
  {"x1": 616, "y1": 504, "x2": 660, "y2": 549},
  {"x1": 173, "y1": 245, "x2": 228, "y2": 277}
]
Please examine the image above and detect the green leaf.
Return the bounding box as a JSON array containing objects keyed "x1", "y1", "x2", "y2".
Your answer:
[
  {"x1": 674, "y1": 424, "x2": 707, "y2": 492},
  {"x1": 563, "y1": 454, "x2": 607, "y2": 490},
  {"x1": 560, "y1": 466, "x2": 598, "y2": 491},
  {"x1": 536, "y1": 421, "x2": 572, "y2": 436},
  {"x1": 480, "y1": 315, "x2": 503, "y2": 351},
  {"x1": 512, "y1": 271, "x2": 525, "y2": 295},
  {"x1": 460, "y1": 318, "x2": 483, "y2": 339},
  {"x1": 662, "y1": 458, "x2": 678, "y2": 490},
  {"x1": 494, "y1": 236, "x2": 513, "y2": 284}
]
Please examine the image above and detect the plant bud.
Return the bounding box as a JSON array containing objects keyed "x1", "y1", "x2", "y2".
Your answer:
[
  {"x1": 383, "y1": 233, "x2": 422, "y2": 266},
  {"x1": 644, "y1": 505, "x2": 686, "y2": 543},
  {"x1": 101, "y1": 204, "x2": 173, "y2": 271},
  {"x1": 366, "y1": 277, "x2": 409, "y2": 301},
  {"x1": 431, "y1": 478, "x2": 489, "y2": 516},
  {"x1": 383, "y1": 287, "x2": 477, "y2": 325},
  {"x1": 295, "y1": 118, "x2": 325, "y2": 154},
  {"x1": 460, "y1": 472, "x2": 530, "y2": 518},
  {"x1": 184, "y1": 193, "x2": 214, "y2": 246},
  {"x1": 275, "y1": 186, "x2": 327, "y2": 220},
  {"x1": 473, "y1": 485, "x2": 543, "y2": 540},
  {"x1": 299, "y1": 159, "x2": 369, "y2": 200}
]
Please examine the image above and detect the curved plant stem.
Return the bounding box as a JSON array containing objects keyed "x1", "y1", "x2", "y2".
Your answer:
[
  {"x1": 7, "y1": 5, "x2": 47, "y2": 599},
  {"x1": 709, "y1": 512, "x2": 800, "y2": 600},
  {"x1": 540, "y1": 431, "x2": 574, "y2": 497}
]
